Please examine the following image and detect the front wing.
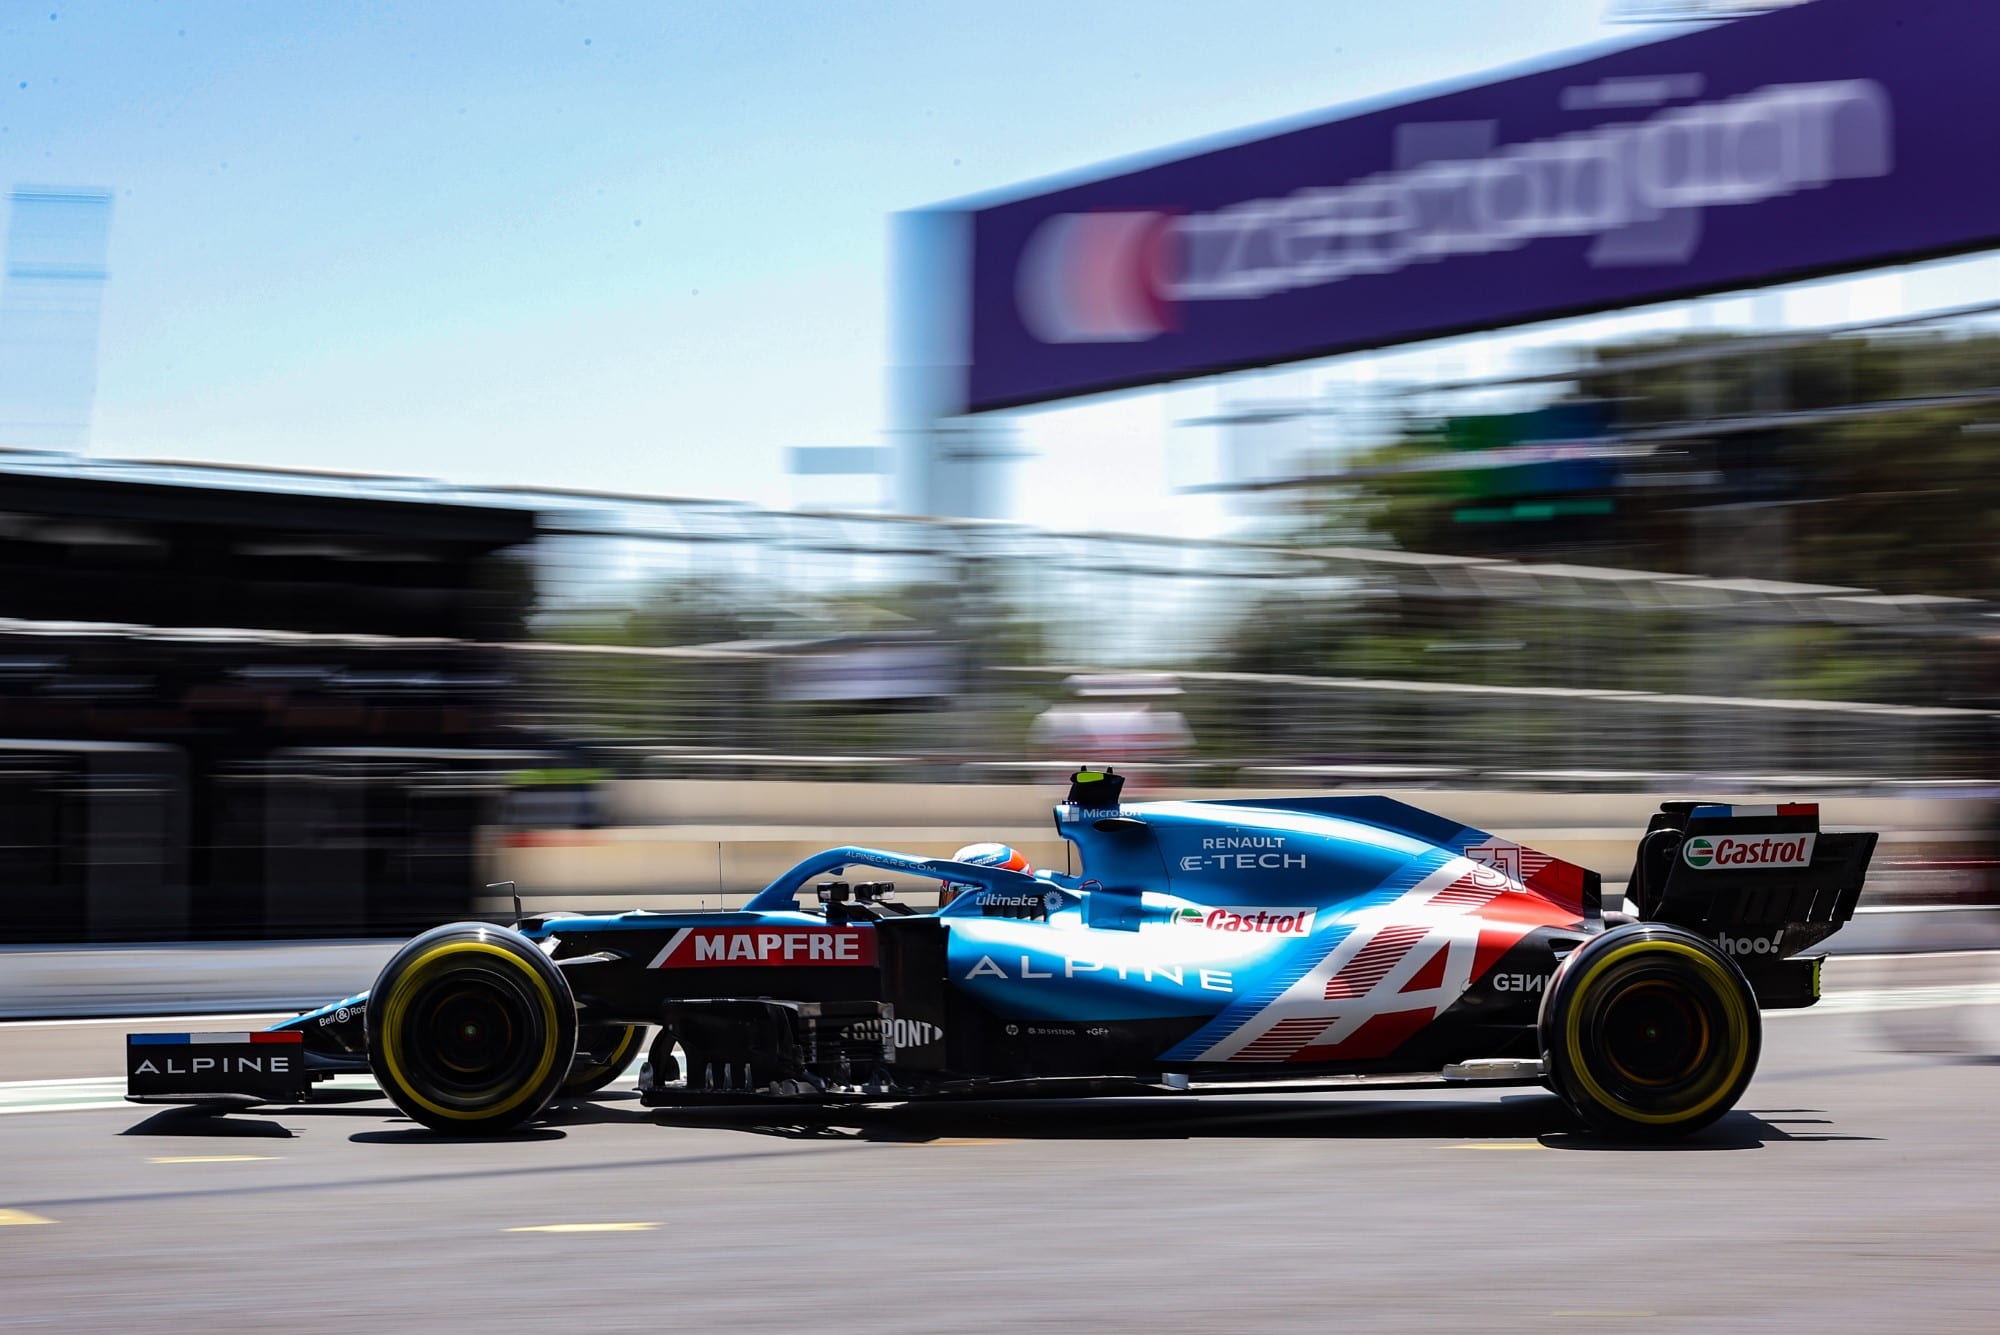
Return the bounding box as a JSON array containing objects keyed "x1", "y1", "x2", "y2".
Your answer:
[{"x1": 126, "y1": 1031, "x2": 311, "y2": 1107}]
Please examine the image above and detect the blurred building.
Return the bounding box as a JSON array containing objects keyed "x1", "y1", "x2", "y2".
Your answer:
[{"x1": 0, "y1": 464, "x2": 534, "y2": 941}]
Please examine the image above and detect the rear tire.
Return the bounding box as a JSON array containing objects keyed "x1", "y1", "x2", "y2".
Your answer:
[
  {"x1": 559, "y1": 1024, "x2": 646, "y2": 1099},
  {"x1": 1540, "y1": 923, "x2": 1759, "y2": 1140},
  {"x1": 367, "y1": 923, "x2": 577, "y2": 1135}
]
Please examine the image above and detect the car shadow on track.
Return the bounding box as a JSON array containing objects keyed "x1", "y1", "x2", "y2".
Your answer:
[
  {"x1": 659, "y1": 1092, "x2": 1563, "y2": 1143},
  {"x1": 1540, "y1": 1108, "x2": 1879, "y2": 1151},
  {"x1": 650, "y1": 1093, "x2": 1877, "y2": 1151},
  {"x1": 118, "y1": 1092, "x2": 658, "y2": 1145},
  {"x1": 349, "y1": 1126, "x2": 570, "y2": 1145},
  {"x1": 121, "y1": 1107, "x2": 296, "y2": 1139},
  {"x1": 345, "y1": 1091, "x2": 666, "y2": 1143},
  {"x1": 114, "y1": 1091, "x2": 1877, "y2": 1152}
]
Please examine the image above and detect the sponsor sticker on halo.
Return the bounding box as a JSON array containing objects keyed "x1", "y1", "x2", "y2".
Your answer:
[{"x1": 1682, "y1": 834, "x2": 1816, "y2": 871}]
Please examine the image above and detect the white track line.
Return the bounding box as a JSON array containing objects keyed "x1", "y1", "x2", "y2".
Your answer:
[
  {"x1": 0, "y1": 1102, "x2": 130, "y2": 1115},
  {"x1": 0, "y1": 1073, "x2": 378, "y2": 1116},
  {"x1": 1833, "y1": 950, "x2": 2000, "y2": 962},
  {"x1": 0, "y1": 1012, "x2": 291, "y2": 1030},
  {"x1": 0, "y1": 1076, "x2": 124, "y2": 1089},
  {"x1": 1768, "y1": 982, "x2": 2000, "y2": 1016}
]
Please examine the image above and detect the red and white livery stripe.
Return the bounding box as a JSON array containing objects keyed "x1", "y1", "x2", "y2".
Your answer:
[{"x1": 1193, "y1": 840, "x2": 1584, "y2": 1066}]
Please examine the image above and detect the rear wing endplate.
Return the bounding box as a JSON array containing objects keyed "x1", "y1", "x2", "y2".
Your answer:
[{"x1": 1627, "y1": 801, "x2": 1876, "y2": 957}]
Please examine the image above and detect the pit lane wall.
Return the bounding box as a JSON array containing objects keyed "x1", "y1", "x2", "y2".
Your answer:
[{"x1": 481, "y1": 781, "x2": 1989, "y2": 912}]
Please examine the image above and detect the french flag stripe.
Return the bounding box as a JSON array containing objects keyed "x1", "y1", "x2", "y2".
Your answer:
[
  {"x1": 1691, "y1": 803, "x2": 1816, "y2": 819},
  {"x1": 131, "y1": 1031, "x2": 301, "y2": 1045}
]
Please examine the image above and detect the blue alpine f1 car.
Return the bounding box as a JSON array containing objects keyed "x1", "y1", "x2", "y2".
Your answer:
[{"x1": 126, "y1": 770, "x2": 1875, "y2": 1139}]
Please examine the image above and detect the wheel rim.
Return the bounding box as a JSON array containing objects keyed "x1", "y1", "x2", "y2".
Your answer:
[
  {"x1": 1571, "y1": 953, "x2": 1744, "y2": 1121},
  {"x1": 1599, "y1": 978, "x2": 1711, "y2": 1087},
  {"x1": 398, "y1": 965, "x2": 545, "y2": 1107}
]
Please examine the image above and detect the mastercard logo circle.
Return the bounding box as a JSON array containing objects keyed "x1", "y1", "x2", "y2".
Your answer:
[{"x1": 1015, "y1": 210, "x2": 1178, "y2": 344}]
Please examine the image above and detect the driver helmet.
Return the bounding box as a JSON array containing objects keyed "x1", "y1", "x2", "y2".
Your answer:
[{"x1": 940, "y1": 842, "x2": 1033, "y2": 906}]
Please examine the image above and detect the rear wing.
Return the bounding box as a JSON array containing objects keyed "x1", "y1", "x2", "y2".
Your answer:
[{"x1": 1626, "y1": 801, "x2": 1876, "y2": 1006}]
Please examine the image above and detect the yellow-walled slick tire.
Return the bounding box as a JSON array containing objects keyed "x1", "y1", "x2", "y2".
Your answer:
[
  {"x1": 559, "y1": 1024, "x2": 646, "y2": 1099},
  {"x1": 366, "y1": 923, "x2": 578, "y2": 1135},
  {"x1": 1539, "y1": 923, "x2": 1760, "y2": 1141}
]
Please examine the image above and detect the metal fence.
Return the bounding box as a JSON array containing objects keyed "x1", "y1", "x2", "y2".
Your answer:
[
  {"x1": 509, "y1": 505, "x2": 1995, "y2": 789},
  {"x1": 0, "y1": 450, "x2": 1989, "y2": 790}
]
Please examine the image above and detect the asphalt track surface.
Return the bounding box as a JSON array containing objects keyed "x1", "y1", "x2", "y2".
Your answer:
[{"x1": 3, "y1": 957, "x2": 2000, "y2": 1333}]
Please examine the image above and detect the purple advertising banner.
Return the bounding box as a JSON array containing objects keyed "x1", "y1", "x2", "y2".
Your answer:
[{"x1": 955, "y1": 0, "x2": 2000, "y2": 412}]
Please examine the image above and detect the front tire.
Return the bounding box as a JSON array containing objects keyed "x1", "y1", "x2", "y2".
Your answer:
[
  {"x1": 1540, "y1": 923, "x2": 1760, "y2": 1140},
  {"x1": 367, "y1": 923, "x2": 577, "y2": 1135}
]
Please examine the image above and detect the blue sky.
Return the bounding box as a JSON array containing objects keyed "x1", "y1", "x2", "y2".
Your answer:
[{"x1": 7, "y1": 1, "x2": 1670, "y2": 514}]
